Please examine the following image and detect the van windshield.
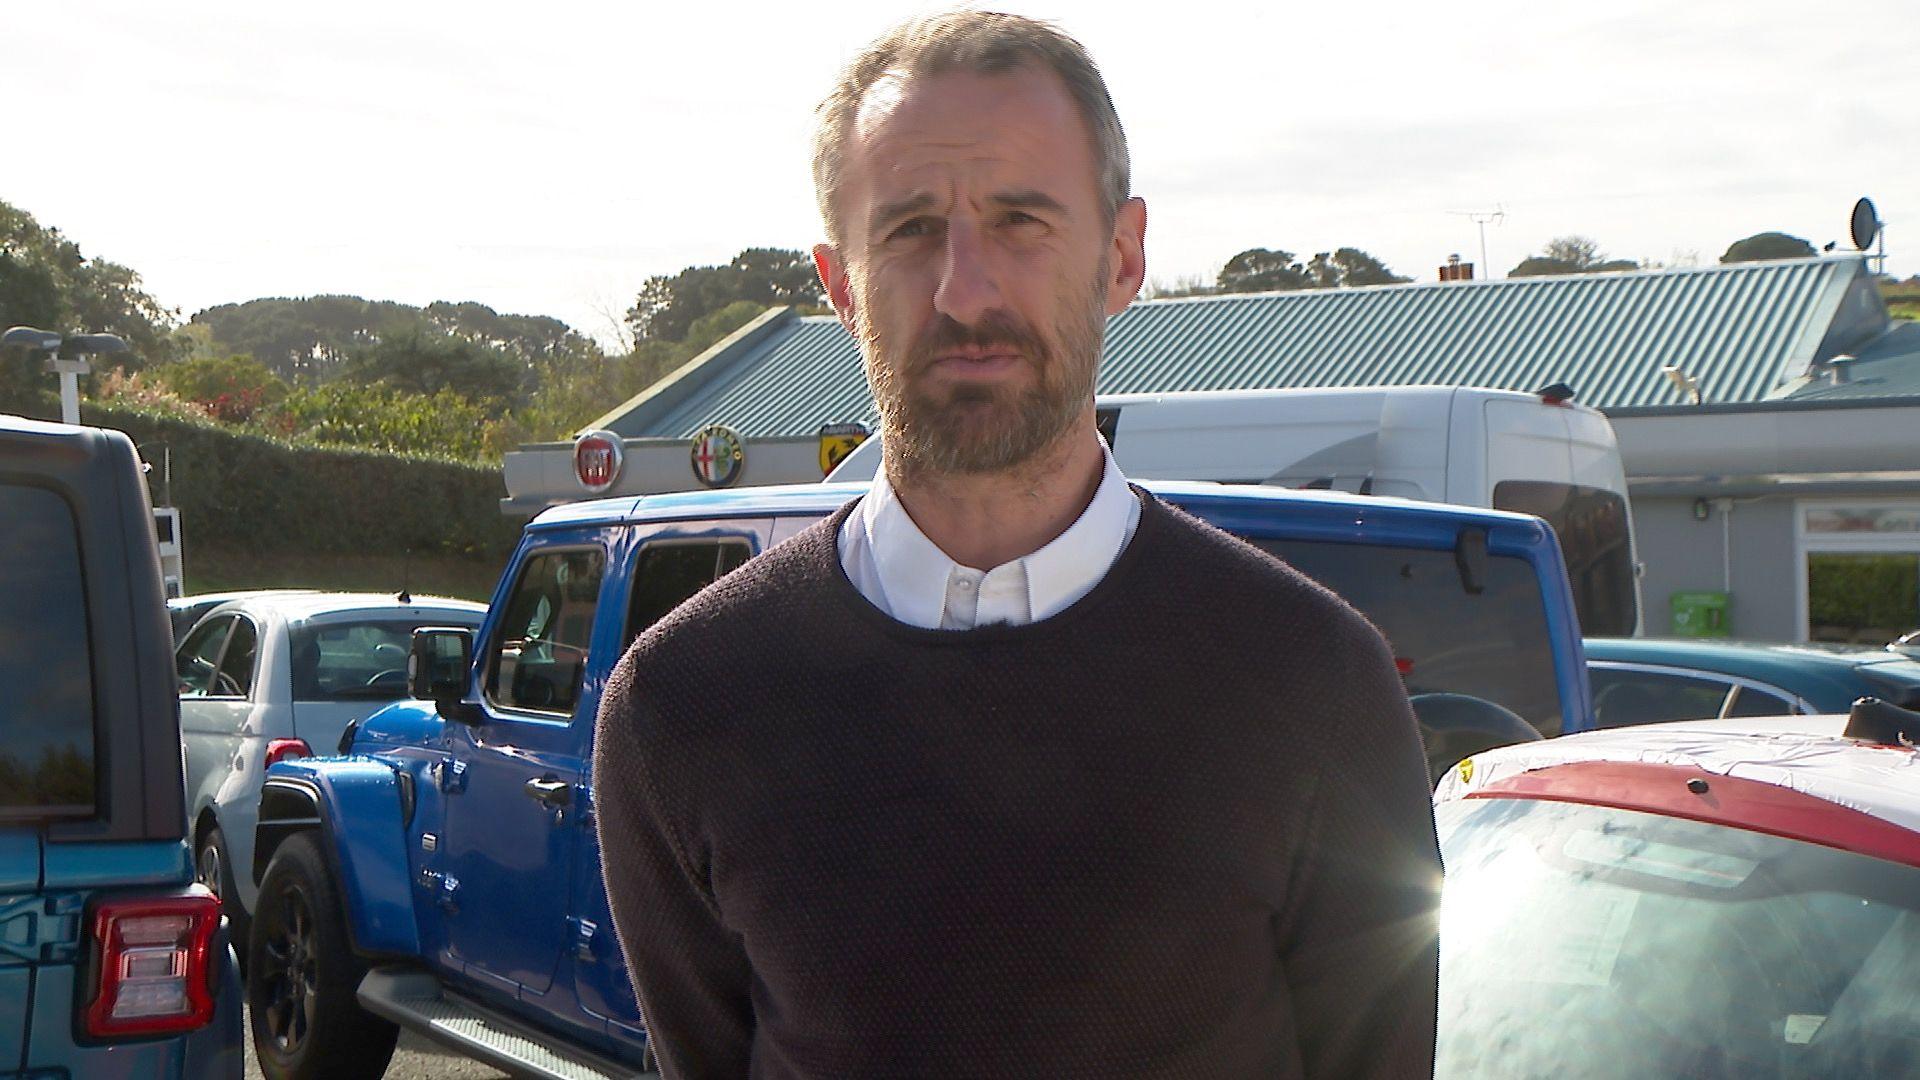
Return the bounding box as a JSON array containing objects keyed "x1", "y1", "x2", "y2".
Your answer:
[
  {"x1": 1252, "y1": 538, "x2": 1563, "y2": 736},
  {"x1": 0, "y1": 484, "x2": 97, "y2": 818},
  {"x1": 1493, "y1": 481, "x2": 1637, "y2": 637}
]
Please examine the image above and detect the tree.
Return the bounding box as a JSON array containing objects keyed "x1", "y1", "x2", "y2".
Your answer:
[
  {"x1": 340, "y1": 329, "x2": 524, "y2": 409},
  {"x1": 153, "y1": 354, "x2": 288, "y2": 423},
  {"x1": 1, "y1": 200, "x2": 177, "y2": 404},
  {"x1": 1306, "y1": 248, "x2": 1410, "y2": 289},
  {"x1": 1509, "y1": 235, "x2": 1638, "y2": 278},
  {"x1": 625, "y1": 248, "x2": 824, "y2": 343},
  {"x1": 1217, "y1": 248, "x2": 1313, "y2": 293},
  {"x1": 1720, "y1": 232, "x2": 1818, "y2": 264}
]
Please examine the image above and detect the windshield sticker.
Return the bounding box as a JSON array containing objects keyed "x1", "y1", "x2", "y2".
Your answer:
[
  {"x1": 1523, "y1": 886, "x2": 1639, "y2": 986},
  {"x1": 1564, "y1": 829, "x2": 1759, "y2": 889}
]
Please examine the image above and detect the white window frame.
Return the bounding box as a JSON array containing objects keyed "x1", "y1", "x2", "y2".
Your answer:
[{"x1": 1793, "y1": 498, "x2": 1920, "y2": 643}]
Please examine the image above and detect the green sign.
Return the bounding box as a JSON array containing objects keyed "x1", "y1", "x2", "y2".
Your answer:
[{"x1": 1670, "y1": 590, "x2": 1730, "y2": 638}]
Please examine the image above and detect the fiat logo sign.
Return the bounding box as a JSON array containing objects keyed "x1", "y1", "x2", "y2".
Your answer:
[{"x1": 573, "y1": 430, "x2": 625, "y2": 494}]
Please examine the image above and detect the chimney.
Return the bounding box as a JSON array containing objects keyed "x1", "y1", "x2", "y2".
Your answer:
[{"x1": 1439, "y1": 254, "x2": 1475, "y2": 282}]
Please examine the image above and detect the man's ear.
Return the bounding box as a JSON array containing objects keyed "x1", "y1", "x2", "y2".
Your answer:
[
  {"x1": 1104, "y1": 197, "x2": 1147, "y2": 316},
  {"x1": 814, "y1": 244, "x2": 857, "y2": 334}
]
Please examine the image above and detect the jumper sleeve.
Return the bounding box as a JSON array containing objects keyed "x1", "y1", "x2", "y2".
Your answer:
[
  {"x1": 593, "y1": 648, "x2": 755, "y2": 1079},
  {"x1": 1279, "y1": 619, "x2": 1443, "y2": 1079}
]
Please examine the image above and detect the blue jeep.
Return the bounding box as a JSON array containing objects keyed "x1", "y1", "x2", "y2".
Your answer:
[
  {"x1": 246, "y1": 480, "x2": 1595, "y2": 1078},
  {"x1": 0, "y1": 415, "x2": 244, "y2": 1078}
]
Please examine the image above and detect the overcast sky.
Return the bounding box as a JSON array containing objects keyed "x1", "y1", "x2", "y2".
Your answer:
[{"x1": 5, "y1": 0, "x2": 1914, "y2": 349}]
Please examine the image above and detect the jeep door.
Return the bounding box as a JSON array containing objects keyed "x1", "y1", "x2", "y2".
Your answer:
[
  {"x1": 572, "y1": 519, "x2": 765, "y2": 1039},
  {"x1": 438, "y1": 529, "x2": 616, "y2": 1002}
]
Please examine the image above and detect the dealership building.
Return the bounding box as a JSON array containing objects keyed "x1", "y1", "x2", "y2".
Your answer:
[{"x1": 503, "y1": 254, "x2": 1920, "y2": 644}]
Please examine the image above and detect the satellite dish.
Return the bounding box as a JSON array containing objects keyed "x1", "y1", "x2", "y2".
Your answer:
[{"x1": 1850, "y1": 197, "x2": 1881, "y2": 251}]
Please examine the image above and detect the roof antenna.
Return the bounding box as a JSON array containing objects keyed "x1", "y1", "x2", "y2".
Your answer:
[
  {"x1": 398, "y1": 546, "x2": 412, "y2": 606},
  {"x1": 1447, "y1": 205, "x2": 1505, "y2": 280}
]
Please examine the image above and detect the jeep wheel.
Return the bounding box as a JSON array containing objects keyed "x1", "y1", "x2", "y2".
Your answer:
[
  {"x1": 247, "y1": 834, "x2": 399, "y2": 1080},
  {"x1": 195, "y1": 825, "x2": 249, "y2": 966}
]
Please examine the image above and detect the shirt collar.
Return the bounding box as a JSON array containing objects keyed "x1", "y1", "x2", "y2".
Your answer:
[{"x1": 857, "y1": 441, "x2": 1135, "y2": 627}]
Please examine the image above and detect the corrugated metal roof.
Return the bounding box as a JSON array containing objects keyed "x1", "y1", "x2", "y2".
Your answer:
[{"x1": 618, "y1": 256, "x2": 1871, "y2": 439}]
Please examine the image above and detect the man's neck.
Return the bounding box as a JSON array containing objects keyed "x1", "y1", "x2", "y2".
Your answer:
[{"x1": 885, "y1": 416, "x2": 1107, "y2": 571}]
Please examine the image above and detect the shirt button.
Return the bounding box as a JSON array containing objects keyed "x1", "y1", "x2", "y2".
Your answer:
[{"x1": 955, "y1": 579, "x2": 974, "y2": 591}]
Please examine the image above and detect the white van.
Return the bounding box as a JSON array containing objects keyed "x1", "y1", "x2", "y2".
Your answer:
[{"x1": 829, "y1": 385, "x2": 1641, "y2": 635}]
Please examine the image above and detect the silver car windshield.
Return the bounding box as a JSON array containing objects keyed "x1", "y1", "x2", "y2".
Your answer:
[{"x1": 1436, "y1": 797, "x2": 1920, "y2": 1079}]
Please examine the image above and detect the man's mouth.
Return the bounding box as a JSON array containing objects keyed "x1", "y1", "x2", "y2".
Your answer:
[{"x1": 930, "y1": 349, "x2": 1024, "y2": 376}]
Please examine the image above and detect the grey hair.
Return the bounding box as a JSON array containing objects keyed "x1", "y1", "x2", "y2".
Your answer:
[{"x1": 811, "y1": 10, "x2": 1131, "y2": 247}]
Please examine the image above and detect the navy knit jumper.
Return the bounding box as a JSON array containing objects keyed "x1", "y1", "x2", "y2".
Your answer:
[{"x1": 593, "y1": 491, "x2": 1442, "y2": 1079}]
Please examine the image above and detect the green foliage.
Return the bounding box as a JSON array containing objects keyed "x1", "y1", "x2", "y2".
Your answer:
[
  {"x1": 1807, "y1": 553, "x2": 1919, "y2": 643},
  {"x1": 1509, "y1": 236, "x2": 1638, "y2": 278},
  {"x1": 1218, "y1": 248, "x2": 1313, "y2": 292},
  {"x1": 1881, "y1": 277, "x2": 1920, "y2": 322},
  {"x1": 1720, "y1": 232, "x2": 1818, "y2": 264},
  {"x1": 1, "y1": 199, "x2": 177, "y2": 402},
  {"x1": 153, "y1": 354, "x2": 287, "y2": 423},
  {"x1": 340, "y1": 327, "x2": 525, "y2": 408},
  {"x1": 1217, "y1": 246, "x2": 1409, "y2": 293},
  {"x1": 263, "y1": 382, "x2": 501, "y2": 461},
  {"x1": 190, "y1": 295, "x2": 604, "y2": 386},
  {"x1": 626, "y1": 248, "x2": 821, "y2": 343},
  {"x1": 79, "y1": 402, "x2": 521, "y2": 566}
]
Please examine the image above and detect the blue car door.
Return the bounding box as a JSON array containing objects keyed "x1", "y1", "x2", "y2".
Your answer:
[
  {"x1": 573, "y1": 519, "x2": 766, "y2": 1039},
  {"x1": 439, "y1": 527, "x2": 617, "y2": 1002}
]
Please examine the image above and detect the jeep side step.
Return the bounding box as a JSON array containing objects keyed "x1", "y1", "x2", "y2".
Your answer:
[{"x1": 358, "y1": 966, "x2": 658, "y2": 1080}]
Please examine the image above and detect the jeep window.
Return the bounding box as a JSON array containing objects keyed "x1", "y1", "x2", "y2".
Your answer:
[
  {"x1": 0, "y1": 483, "x2": 97, "y2": 817},
  {"x1": 625, "y1": 538, "x2": 753, "y2": 647},
  {"x1": 1492, "y1": 481, "x2": 1637, "y2": 637},
  {"x1": 291, "y1": 619, "x2": 443, "y2": 701},
  {"x1": 488, "y1": 548, "x2": 605, "y2": 716},
  {"x1": 177, "y1": 614, "x2": 236, "y2": 698},
  {"x1": 1252, "y1": 538, "x2": 1563, "y2": 736}
]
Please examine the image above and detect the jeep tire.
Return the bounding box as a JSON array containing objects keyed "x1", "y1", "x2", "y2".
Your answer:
[{"x1": 247, "y1": 833, "x2": 399, "y2": 1080}]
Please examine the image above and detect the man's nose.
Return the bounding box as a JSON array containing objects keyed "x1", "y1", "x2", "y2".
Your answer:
[{"x1": 933, "y1": 220, "x2": 1003, "y2": 326}]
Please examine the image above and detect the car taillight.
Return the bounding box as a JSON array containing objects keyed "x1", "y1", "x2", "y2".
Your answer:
[
  {"x1": 265, "y1": 738, "x2": 313, "y2": 768},
  {"x1": 84, "y1": 890, "x2": 221, "y2": 1038}
]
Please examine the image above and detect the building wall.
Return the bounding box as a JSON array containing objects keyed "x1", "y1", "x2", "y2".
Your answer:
[{"x1": 1632, "y1": 494, "x2": 1800, "y2": 641}]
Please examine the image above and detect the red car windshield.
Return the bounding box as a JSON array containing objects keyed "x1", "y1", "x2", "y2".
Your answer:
[{"x1": 1435, "y1": 795, "x2": 1920, "y2": 1078}]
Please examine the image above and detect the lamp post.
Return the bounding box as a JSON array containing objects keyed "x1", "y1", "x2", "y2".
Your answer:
[{"x1": 3, "y1": 326, "x2": 130, "y2": 425}]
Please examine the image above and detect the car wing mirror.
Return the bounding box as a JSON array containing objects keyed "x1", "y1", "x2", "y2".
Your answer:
[{"x1": 409, "y1": 627, "x2": 482, "y2": 724}]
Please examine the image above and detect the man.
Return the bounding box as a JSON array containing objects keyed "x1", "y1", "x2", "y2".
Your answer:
[{"x1": 594, "y1": 11, "x2": 1440, "y2": 1078}]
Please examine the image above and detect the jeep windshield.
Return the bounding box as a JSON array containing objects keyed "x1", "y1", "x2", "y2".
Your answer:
[
  {"x1": 0, "y1": 483, "x2": 97, "y2": 819},
  {"x1": 1252, "y1": 538, "x2": 1563, "y2": 735}
]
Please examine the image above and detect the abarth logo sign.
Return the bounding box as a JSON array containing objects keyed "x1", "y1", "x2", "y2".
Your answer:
[
  {"x1": 691, "y1": 424, "x2": 745, "y2": 488},
  {"x1": 573, "y1": 430, "x2": 624, "y2": 494},
  {"x1": 818, "y1": 422, "x2": 869, "y2": 477}
]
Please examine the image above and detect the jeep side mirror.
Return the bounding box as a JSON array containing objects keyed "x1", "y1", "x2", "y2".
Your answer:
[{"x1": 409, "y1": 627, "x2": 481, "y2": 724}]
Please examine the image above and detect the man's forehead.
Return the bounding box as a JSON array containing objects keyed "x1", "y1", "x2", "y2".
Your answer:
[{"x1": 849, "y1": 64, "x2": 1073, "y2": 148}]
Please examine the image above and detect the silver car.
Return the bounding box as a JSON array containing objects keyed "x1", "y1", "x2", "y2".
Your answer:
[{"x1": 175, "y1": 592, "x2": 487, "y2": 945}]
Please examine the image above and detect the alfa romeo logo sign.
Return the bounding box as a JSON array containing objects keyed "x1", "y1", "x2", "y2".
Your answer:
[
  {"x1": 690, "y1": 424, "x2": 745, "y2": 488},
  {"x1": 573, "y1": 429, "x2": 624, "y2": 494}
]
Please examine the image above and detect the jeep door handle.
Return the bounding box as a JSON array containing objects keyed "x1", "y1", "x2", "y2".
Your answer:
[{"x1": 523, "y1": 777, "x2": 572, "y2": 808}]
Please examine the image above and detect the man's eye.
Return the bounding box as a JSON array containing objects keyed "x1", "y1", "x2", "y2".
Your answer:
[
  {"x1": 1003, "y1": 211, "x2": 1043, "y2": 227},
  {"x1": 887, "y1": 218, "x2": 938, "y2": 241}
]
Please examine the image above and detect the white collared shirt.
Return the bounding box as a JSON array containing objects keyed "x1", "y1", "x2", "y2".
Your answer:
[{"x1": 837, "y1": 443, "x2": 1142, "y2": 630}]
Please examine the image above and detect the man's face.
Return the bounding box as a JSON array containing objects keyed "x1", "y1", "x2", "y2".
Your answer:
[{"x1": 815, "y1": 66, "x2": 1146, "y2": 478}]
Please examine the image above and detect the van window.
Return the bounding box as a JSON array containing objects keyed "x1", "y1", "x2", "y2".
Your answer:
[
  {"x1": 1492, "y1": 481, "x2": 1637, "y2": 637},
  {"x1": 1253, "y1": 538, "x2": 1564, "y2": 737},
  {"x1": 0, "y1": 484, "x2": 97, "y2": 817}
]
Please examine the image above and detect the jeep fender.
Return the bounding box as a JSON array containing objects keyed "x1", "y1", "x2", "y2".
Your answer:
[{"x1": 255, "y1": 758, "x2": 419, "y2": 958}]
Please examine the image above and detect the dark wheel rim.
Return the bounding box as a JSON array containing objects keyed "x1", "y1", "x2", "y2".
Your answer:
[
  {"x1": 196, "y1": 841, "x2": 224, "y2": 901},
  {"x1": 259, "y1": 886, "x2": 318, "y2": 1054}
]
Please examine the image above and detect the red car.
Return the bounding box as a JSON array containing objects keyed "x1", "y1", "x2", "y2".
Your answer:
[{"x1": 1432, "y1": 700, "x2": 1920, "y2": 1078}]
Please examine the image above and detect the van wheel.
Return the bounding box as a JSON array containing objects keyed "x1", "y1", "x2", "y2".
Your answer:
[
  {"x1": 195, "y1": 826, "x2": 249, "y2": 966},
  {"x1": 247, "y1": 834, "x2": 398, "y2": 1080}
]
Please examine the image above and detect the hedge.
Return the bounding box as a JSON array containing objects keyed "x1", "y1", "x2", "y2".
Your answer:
[{"x1": 77, "y1": 403, "x2": 521, "y2": 564}]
